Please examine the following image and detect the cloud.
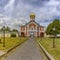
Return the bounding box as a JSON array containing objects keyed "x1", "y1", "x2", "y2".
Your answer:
[
  {"x1": 21, "y1": 0, "x2": 49, "y2": 7},
  {"x1": 45, "y1": 0, "x2": 59, "y2": 6},
  {"x1": 35, "y1": 0, "x2": 60, "y2": 20},
  {"x1": 0, "y1": 0, "x2": 9, "y2": 7},
  {"x1": 4, "y1": 0, "x2": 15, "y2": 9},
  {"x1": 0, "y1": 0, "x2": 60, "y2": 29},
  {"x1": 0, "y1": 14, "x2": 26, "y2": 30},
  {"x1": 0, "y1": 14, "x2": 11, "y2": 26},
  {"x1": 3, "y1": 0, "x2": 15, "y2": 17}
]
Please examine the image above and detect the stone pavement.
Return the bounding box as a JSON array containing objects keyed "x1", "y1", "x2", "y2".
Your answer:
[
  {"x1": 4, "y1": 38, "x2": 43, "y2": 60},
  {"x1": 0, "y1": 50, "x2": 6, "y2": 56}
]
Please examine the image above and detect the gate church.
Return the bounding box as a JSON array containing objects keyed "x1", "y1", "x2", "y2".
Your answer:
[{"x1": 20, "y1": 13, "x2": 44, "y2": 37}]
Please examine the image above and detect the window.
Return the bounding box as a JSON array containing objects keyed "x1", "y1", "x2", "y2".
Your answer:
[
  {"x1": 32, "y1": 28, "x2": 33, "y2": 30},
  {"x1": 30, "y1": 27, "x2": 33, "y2": 30}
]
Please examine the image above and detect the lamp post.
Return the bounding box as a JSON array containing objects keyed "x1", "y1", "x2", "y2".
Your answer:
[
  {"x1": 19, "y1": 25, "x2": 21, "y2": 41},
  {"x1": 3, "y1": 26, "x2": 5, "y2": 47},
  {"x1": 52, "y1": 27, "x2": 56, "y2": 48},
  {"x1": 20, "y1": 32, "x2": 21, "y2": 41}
]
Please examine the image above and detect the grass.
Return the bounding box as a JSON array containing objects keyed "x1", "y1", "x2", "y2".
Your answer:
[
  {"x1": 0, "y1": 58, "x2": 2, "y2": 60},
  {"x1": 0, "y1": 37, "x2": 28, "y2": 51},
  {"x1": 0, "y1": 37, "x2": 28, "y2": 60},
  {"x1": 36, "y1": 37, "x2": 60, "y2": 60}
]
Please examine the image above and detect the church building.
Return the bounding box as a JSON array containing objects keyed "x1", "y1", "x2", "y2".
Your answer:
[{"x1": 20, "y1": 13, "x2": 45, "y2": 37}]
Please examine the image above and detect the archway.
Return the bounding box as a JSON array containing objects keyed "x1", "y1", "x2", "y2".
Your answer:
[
  {"x1": 40, "y1": 32, "x2": 44, "y2": 37},
  {"x1": 21, "y1": 32, "x2": 25, "y2": 37},
  {"x1": 30, "y1": 32, "x2": 34, "y2": 37}
]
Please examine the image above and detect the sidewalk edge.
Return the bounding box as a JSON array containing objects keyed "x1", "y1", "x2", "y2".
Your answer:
[{"x1": 37, "y1": 40, "x2": 55, "y2": 60}]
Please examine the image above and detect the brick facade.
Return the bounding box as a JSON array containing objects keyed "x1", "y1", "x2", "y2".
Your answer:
[{"x1": 20, "y1": 13, "x2": 44, "y2": 37}]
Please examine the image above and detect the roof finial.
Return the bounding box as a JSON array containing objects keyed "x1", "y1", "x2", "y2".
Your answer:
[{"x1": 30, "y1": 12, "x2": 35, "y2": 21}]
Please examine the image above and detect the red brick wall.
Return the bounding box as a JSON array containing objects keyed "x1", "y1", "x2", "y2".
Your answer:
[
  {"x1": 21, "y1": 26, "x2": 25, "y2": 31},
  {"x1": 40, "y1": 27, "x2": 44, "y2": 31},
  {"x1": 29, "y1": 23, "x2": 36, "y2": 30},
  {"x1": 20, "y1": 24, "x2": 44, "y2": 37}
]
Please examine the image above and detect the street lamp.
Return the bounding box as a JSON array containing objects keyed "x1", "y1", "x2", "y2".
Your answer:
[
  {"x1": 20, "y1": 32, "x2": 21, "y2": 41},
  {"x1": 52, "y1": 27, "x2": 56, "y2": 48},
  {"x1": 19, "y1": 25, "x2": 21, "y2": 41},
  {"x1": 3, "y1": 26, "x2": 5, "y2": 47}
]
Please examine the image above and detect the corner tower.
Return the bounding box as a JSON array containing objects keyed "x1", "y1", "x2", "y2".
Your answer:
[{"x1": 30, "y1": 13, "x2": 35, "y2": 21}]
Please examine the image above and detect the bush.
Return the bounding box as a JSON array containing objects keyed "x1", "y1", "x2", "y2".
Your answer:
[{"x1": 11, "y1": 34, "x2": 16, "y2": 37}]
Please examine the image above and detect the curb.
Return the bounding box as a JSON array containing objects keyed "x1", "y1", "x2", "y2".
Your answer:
[
  {"x1": 0, "y1": 39, "x2": 27, "y2": 57},
  {"x1": 0, "y1": 51, "x2": 6, "y2": 57},
  {"x1": 37, "y1": 41, "x2": 55, "y2": 60}
]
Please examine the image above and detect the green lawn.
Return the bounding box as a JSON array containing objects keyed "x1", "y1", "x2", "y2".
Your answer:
[
  {"x1": 36, "y1": 37, "x2": 60, "y2": 60},
  {"x1": 0, "y1": 37, "x2": 28, "y2": 51}
]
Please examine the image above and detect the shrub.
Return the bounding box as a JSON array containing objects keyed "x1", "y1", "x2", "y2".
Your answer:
[{"x1": 11, "y1": 34, "x2": 16, "y2": 37}]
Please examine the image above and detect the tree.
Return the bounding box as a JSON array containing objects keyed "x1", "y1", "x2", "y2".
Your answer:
[
  {"x1": 5, "y1": 26, "x2": 10, "y2": 31},
  {"x1": 11, "y1": 34, "x2": 16, "y2": 37},
  {"x1": 46, "y1": 23, "x2": 53, "y2": 35},
  {"x1": 46, "y1": 19, "x2": 60, "y2": 35},
  {"x1": 12, "y1": 29, "x2": 18, "y2": 32},
  {"x1": 0, "y1": 26, "x2": 10, "y2": 31}
]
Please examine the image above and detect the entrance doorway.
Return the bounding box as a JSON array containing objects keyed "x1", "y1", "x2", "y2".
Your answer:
[
  {"x1": 21, "y1": 32, "x2": 25, "y2": 37},
  {"x1": 30, "y1": 32, "x2": 34, "y2": 37},
  {"x1": 40, "y1": 32, "x2": 44, "y2": 37}
]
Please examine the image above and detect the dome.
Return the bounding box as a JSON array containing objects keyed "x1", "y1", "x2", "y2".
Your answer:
[{"x1": 30, "y1": 13, "x2": 35, "y2": 16}]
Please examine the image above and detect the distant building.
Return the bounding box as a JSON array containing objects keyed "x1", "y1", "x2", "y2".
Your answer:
[
  {"x1": 20, "y1": 13, "x2": 45, "y2": 37},
  {"x1": 0, "y1": 31, "x2": 19, "y2": 37}
]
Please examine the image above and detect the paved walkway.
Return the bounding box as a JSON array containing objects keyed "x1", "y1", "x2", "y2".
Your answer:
[
  {"x1": 0, "y1": 50, "x2": 6, "y2": 56},
  {"x1": 4, "y1": 38, "x2": 43, "y2": 60}
]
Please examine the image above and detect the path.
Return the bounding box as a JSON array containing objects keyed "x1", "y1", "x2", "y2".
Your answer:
[{"x1": 4, "y1": 38, "x2": 43, "y2": 60}]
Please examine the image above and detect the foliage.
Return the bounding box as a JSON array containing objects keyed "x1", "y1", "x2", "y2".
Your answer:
[
  {"x1": 0, "y1": 37, "x2": 28, "y2": 51},
  {"x1": 11, "y1": 34, "x2": 16, "y2": 37},
  {"x1": 5, "y1": 26, "x2": 10, "y2": 31},
  {"x1": 37, "y1": 38, "x2": 60, "y2": 60},
  {"x1": 0, "y1": 26, "x2": 10, "y2": 31},
  {"x1": 46, "y1": 19, "x2": 60, "y2": 35},
  {"x1": 12, "y1": 29, "x2": 18, "y2": 32}
]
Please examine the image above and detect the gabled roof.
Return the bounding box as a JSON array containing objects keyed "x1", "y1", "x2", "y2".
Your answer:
[
  {"x1": 25, "y1": 20, "x2": 40, "y2": 26},
  {"x1": 20, "y1": 20, "x2": 44, "y2": 27},
  {"x1": 20, "y1": 25, "x2": 25, "y2": 27}
]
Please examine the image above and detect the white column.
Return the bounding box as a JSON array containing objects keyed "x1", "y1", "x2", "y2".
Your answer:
[
  {"x1": 25, "y1": 27, "x2": 26, "y2": 36},
  {"x1": 39, "y1": 27, "x2": 40, "y2": 36},
  {"x1": 27, "y1": 25, "x2": 29, "y2": 36},
  {"x1": 36, "y1": 25, "x2": 38, "y2": 37}
]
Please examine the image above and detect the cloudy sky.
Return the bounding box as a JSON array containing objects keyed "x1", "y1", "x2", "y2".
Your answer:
[{"x1": 0, "y1": 0, "x2": 60, "y2": 29}]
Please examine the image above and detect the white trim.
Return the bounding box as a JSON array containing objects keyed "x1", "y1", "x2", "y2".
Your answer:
[
  {"x1": 20, "y1": 21, "x2": 44, "y2": 37},
  {"x1": 25, "y1": 27, "x2": 26, "y2": 36},
  {"x1": 39, "y1": 27, "x2": 40, "y2": 36},
  {"x1": 27, "y1": 22, "x2": 38, "y2": 26},
  {"x1": 28, "y1": 30, "x2": 37, "y2": 32},
  {"x1": 27, "y1": 25, "x2": 29, "y2": 36},
  {"x1": 20, "y1": 27, "x2": 21, "y2": 36}
]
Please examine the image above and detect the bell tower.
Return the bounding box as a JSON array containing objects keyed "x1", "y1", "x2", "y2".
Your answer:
[{"x1": 30, "y1": 13, "x2": 35, "y2": 21}]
